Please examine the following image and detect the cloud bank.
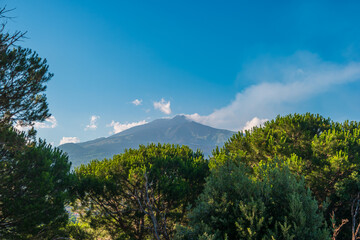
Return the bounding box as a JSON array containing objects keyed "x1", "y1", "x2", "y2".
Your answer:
[
  {"x1": 60, "y1": 136, "x2": 80, "y2": 145},
  {"x1": 85, "y1": 115, "x2": 99, "y2": 130},
  {"x1": 107, "y1": 120, "x2": 147, "y2": 134},
  {"x1": 187, "y1": 52, "x2": 360, "y2": 131},
  {"x1": 154, "y1": 98, "x2": 171, "y2": 115}
]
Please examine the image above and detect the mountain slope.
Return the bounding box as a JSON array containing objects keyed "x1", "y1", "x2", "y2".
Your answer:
[{"x1": 59, "y1": 115, "x2": 235, "y2": 167}]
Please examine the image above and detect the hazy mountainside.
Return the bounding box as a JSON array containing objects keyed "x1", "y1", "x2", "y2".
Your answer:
[{"x1": 59, "y1": 115, "x2": 235, "y2": 167}]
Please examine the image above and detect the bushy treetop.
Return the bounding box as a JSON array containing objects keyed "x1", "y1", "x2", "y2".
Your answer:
[
  {"x1": 74, "y1": 143, "x2": 209, "y2": 239},
  {"x1": 210, "y1": 113, "x2": 360, "y2": 239}
]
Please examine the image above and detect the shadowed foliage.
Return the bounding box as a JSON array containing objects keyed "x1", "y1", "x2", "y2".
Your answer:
[
  {"x1": 175, "y1": 161, "x2": 329, "y2": 240},
  {"x1": 0, "y1": 124, "x2": 73, "y2": 239}
]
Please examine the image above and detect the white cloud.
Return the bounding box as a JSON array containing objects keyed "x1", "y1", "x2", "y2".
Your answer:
[
  {"x1": 14, "y1": 123, "x2": 30, "y2": 132},
  {"x1": 153, "y1": 98, "x2": 171, "y2": 115},
  {"x1": 187, "y1": 52, "x2": 360, "y2": 131},
  {"x1": 242, "y1": 117, "x2": 268, "y2": 131},
  {"x1": 132, "y1": 99, "x2": 142, "y2": 106},
  {"x1": 34, "y1": 116, "x2": 58, "y2": 129},
  {"x1": 85, "y1": 115, "x2": 100, "y2": 130},
  {"x1": 15, "y1": 116, "x2": 57, "y2": 131},
  {"x1": 59, "y1": 137, "x2": 80, "y2": 145},
  {"x1": 107, "y1": 120, "x2": 147, "y2": 134}
]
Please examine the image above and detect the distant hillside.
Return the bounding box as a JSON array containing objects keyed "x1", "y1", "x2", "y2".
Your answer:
[{"x1": 59, "y1": 115, "x2": 235, "y2": 167}]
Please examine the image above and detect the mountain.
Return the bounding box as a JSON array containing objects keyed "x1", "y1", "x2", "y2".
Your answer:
[{"x1": 59, "y1": 115, "x2": 235, "y2": 167}]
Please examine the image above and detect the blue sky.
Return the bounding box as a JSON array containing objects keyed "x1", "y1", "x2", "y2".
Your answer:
[{"x1": 5, "y1": 0, "x2": 360, "y2": 145}]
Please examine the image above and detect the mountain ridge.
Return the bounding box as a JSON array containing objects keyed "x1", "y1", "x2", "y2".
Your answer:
[{"x1": 59, "y1": 115, "x2": 235, "y2": 167}]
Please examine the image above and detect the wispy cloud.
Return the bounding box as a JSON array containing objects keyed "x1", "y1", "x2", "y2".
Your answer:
[
  {"x1": 107, "y1": 120, "x2": 147, "y2": 134},
  {"x1": 187, "y1": 52, "x2": 360, "y2": 131},
  {"x1": 132, "y1": 99, "x2": 142, "y2": 106},
  {"x1": 85, "y1": 115, "x2": 100, "y2": 131},
  {"x1": 59, "y1": 136, "x2": 80, "y2": 145},
  {"x1": 154, "y1": 98, "x2": 171, "y2": 115},
  {"x1": 15, "y1": 116, "x2": 58, "y2": 131}
]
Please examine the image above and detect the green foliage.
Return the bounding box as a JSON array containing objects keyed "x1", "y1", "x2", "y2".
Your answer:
[
  {"x1": 212, "y1": 113, "x2": 332, "y2": 169},
  {"x1": 0, "y1": 8, "x2": 74, "y2": 239},
  {"x1": 65, "y1": 221, "x2": 100, "y2": 240},
  {"x1": 175, "y1": 161, "x2": 329, "y2": 240},
  {"x1": 0, "y1": 19, "x2": 52, "y2": 126},
  {"x1": 0, "y1": 125, "x2": 73, "y2": 239},
  {"x1": 210, "y1": 113, "x2": 360, "y2": 239},
  {"x1": 0, "y1": 47, "x2": 52, "y2": 125},
  {"x1": 74, "y1": 143, "x2": 209, "y2": 239}
]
